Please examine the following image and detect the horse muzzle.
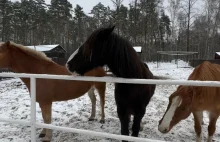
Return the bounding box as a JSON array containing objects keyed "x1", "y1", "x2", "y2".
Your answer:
[{"x1": 158, "y1": 124, "x2": 170, "y2": 134}]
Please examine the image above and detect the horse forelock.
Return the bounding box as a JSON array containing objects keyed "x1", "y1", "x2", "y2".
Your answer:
[
  {"x1": 83, "y1": 27, "x2": 114, "y2": 63},
  {"x1": 168, "y1": 86, "x2": 193, "y2": 108},
  {"x1": 83, "y1": 29, "x2": 101, "y2": 59},
  {"x1": 9, "y1": 42, "x2": 52, "y2": 62},
  {"x1": 176, "y1": 86, "x2": 193, "y2": 95}
]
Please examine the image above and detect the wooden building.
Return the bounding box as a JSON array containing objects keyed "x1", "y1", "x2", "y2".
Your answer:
[{"x1": 26, "y1": 44, "x2": 67, "y2": 65}]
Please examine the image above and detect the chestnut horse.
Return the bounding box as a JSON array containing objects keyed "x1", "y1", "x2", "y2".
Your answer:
[
  {"x1": 158, "y1": 61, "x2": 220, "y2": 142},
  {"x1": 0, "y1": 41, "x2": 106, "y2": 142}
]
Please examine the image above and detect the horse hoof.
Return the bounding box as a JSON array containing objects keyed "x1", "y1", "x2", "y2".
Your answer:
[
  {"x1": 88, "y1": 118, "x2": 96, "y2": 121},
  {"x1": 100, "y1": 120, "x2": 105, "y2": 124},
  {"x1": 42, "y1": 137, "x2": 51, "y2": 142},
  {"x1": 39, "y1": 133, "x2": 46, "y2": 138}
]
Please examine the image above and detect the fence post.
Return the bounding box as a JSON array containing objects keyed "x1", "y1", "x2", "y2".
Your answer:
[{"x1": 30, "y1": 77, "x2": 36, "y2": 142}]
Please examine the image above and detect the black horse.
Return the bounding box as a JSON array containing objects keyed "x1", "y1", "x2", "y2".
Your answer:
[{"x1": 66, "y1": 26, "x2": 156, "y2": 141}]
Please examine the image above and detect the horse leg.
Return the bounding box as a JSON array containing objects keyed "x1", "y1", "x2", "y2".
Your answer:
[
  {"x1": 139, "y1": 120, "x2": 144, "y2": 131},
  {"x1": 88, "y1": 87, "x2": 96, "y2": 121},
  {"x1": 131, "y1": 108, "x2": 145, "y2": 137},
  {"x1": 117, "y1": 106, "x2": 130, "y2": 142},
  {"x1": 39, "y1": 103, "x2": 52, "y2": 142},
  {"x1": 95, "y1": 82, "x2": 106, "y2": 123},
  {"x1": 207, "y1": 112, "x2": 219, "y2": 142},
  {"x1": 193, "y1": 111, "x2": 203, "y2": 142},
  {"x1": 128, "y1": 114, "x2": 131, "y2": 122},
  {"x1": 197, "y1": 111, "x2": 204, "y2": 125},
  {"x1": 127, "y1": 114, "x2": 144, "y2": 131}
]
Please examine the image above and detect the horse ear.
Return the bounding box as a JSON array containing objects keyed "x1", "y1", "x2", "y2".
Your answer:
[
  {"x1": 98, "y1": 26, "x2": 115, "y2": 40},
  {"x1": 0, "y1": 41, "x2": 10, "y2": 53}
]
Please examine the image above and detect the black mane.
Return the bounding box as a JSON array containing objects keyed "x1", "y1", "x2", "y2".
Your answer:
[{"x1": 98, "y1": 31, "x2": 153, "y2": 79}]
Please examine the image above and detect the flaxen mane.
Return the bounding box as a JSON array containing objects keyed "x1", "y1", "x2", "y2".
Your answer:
[{"x1": 10, "y1": 42, "x2": 52, "y2": 62}]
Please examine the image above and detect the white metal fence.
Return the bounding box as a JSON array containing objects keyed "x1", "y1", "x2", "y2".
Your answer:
[{"x1": 1, "y1": 72, "x2": 220, "y2": 142}]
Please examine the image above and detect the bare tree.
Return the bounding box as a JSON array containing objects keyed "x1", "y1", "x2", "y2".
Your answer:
[
  {"x1": 111, "y1": 0, "x2": 123, "y2": 34},
  {"x1": 180, "y1": 0, "x2": 198, "y2": 51},
  {"x1": 167, "y1": 0, "x2": 182, "y2": 50},
  {"x1": 0, "y1": 0, "x2": 7, "y2": 41},
  {"x1": 205, "y1": 0, "x2": 220, "y2": 58}
]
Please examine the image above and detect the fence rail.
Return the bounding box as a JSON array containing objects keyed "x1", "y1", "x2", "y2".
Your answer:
[
  {"x1": 1, "y1": 72, "x2": 220, "y2": 142},
  {"x1": 1, "y1": 72, "x2": 220, "y2": 87}
]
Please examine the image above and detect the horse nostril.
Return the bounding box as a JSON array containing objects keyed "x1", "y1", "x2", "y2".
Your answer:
[
  {"x1": 163, "y1": 128, "x2": 168, "y2": 133},
  {"x1": 158, "y1": 125, "x2": 169, "y2": 133}
]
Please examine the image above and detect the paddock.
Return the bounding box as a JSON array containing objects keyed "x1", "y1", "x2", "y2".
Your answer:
[{"x1": 0, "y1": 61, "x2": 220, "y2": 142}]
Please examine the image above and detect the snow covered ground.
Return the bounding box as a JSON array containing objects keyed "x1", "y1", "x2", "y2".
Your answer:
[{"x1": 0, "y1": 61, "x2": 220, "y2": 142}]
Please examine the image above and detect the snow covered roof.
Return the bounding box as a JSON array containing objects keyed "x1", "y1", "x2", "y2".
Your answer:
[
  {"x1": 26, "y1": 44, "x2": 61, "y2": 52},
  {"x1": 216, "y1": 52, "x2": 220, "y2": 55},
  {"x1": 133, "y1": 46, "x2": 142, "y2": 53}
]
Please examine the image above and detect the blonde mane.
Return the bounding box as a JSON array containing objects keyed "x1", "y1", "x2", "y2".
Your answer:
[{"x1": 9, "y1": 41, "x2": 52, "y2": 62}]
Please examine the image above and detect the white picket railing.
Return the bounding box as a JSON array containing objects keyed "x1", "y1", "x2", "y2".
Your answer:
[{"x1": 1, "y1": 72, "x2": 220, "y2": 142}]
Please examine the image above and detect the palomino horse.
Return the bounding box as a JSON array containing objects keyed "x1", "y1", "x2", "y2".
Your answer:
[
  {"x1": 0, "y1": 41, "x2": 106, "y2": 142},
  {"x1": 158, "y1": 61, "x2": 220, "y2": 142},
  {"x1": 66, "y1": 26, "x2": 157, "y2": 141}
]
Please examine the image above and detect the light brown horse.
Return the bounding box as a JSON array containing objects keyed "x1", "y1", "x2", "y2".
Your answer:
[
  {"x1": 158, "y1": 61, "x2": 220, "y2": 142},
  {"x1": 0, "y1": 41, "x2": 106, "y2": 142}
]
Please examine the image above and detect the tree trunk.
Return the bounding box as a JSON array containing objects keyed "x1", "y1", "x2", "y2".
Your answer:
[{"x1": 186, "y1": 0, "x2": 191, "y2": 51}]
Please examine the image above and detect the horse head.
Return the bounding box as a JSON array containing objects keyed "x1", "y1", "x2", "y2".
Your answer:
[
  {"x1": 66, "y1": 26, "x2": 115, "y2": 75},
  {"x1": 0, "y1": 41, "x2": 13, "y2": 68},
  {"x1": 158, "y1": 86, "x2": 193, "y2": 133}
]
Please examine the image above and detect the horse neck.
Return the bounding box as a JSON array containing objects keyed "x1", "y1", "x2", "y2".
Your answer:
[
  {"x1": 107, "y1": 60, "x2": 144, "y2": 78},
  {"x1": 10, "y1": 51, "x2": 68, "y2": 75},
  {"x1": 11, "y1": 55, "x2": 70, "y2": 92},
  {"x1": 104, "y1": 40, "x2": 152, "y2": 78},
  {"x1": 11, "y1": 59, "x2": 47, "y2": 74}
]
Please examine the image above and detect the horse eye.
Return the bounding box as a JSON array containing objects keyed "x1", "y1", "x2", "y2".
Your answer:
[{"x1": 181, "y1": 107, "x2": 186, "y2": 111}]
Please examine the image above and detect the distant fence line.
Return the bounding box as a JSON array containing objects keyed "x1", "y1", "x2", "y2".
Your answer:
[{"x1": 189, "y1": 59, "x2": 220, "y2": 67}]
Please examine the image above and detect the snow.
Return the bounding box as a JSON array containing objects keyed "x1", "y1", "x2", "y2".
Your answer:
[
  {"x1": 26, "y1": 45, "x2": 59, "y2": 52},
  {"x1": 216, "y1": 52, "x2": 220, "y2": 56},
  {"x1": 133, "y1": 46, "x2": 142, "y2": 53},
  {"x1": 0, "y1": 61, "x2": 220, "y2": 142}
]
